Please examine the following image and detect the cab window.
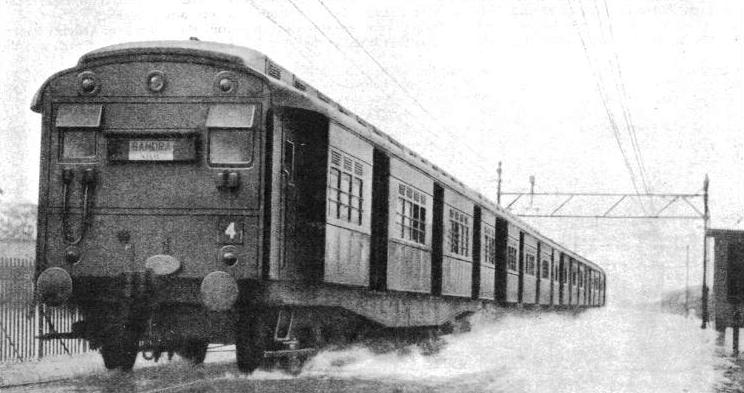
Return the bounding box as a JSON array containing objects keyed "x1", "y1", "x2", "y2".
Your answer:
[
  {"x1": 61, "y1": 129, "x2": 96, "y2": 159},
  {"x1": 209, "y1": 129, "x2": 254, "y2": 165},
  {"x1": 206, "y1": 104, "x2": 256, "y2": 167}
]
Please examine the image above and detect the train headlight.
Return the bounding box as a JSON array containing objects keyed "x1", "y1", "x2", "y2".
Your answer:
[
  {"x1": 146, "y1": 70, "x2": 166, "y2": 93},
  {"x1": 145, "y1": 254, "x2": 181, "y2": 276},
  {"x1": 37, "y1": 267, "x2": 73, "y2": 306}
]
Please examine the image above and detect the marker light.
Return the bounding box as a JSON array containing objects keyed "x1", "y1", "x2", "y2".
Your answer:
[
  {"x1": 219, "y1": 78, "x2": 234, "y2": 92},
  {"x1": 214, "y1": 71, "x2": 237, "y2": 94},
  {"x1": 147, "y1": 71, "x2": 166, "y2": 92},
  {"x1": 81, "y1": 77, "x2": 96, "y2": 93},
  {"x1": 78, "y1": 71, "x2": 99, "y2": 95}
]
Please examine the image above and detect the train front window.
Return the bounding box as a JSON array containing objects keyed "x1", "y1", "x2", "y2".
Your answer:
[
  {"x1": 56, "y1": 104, "x2": 101, "y2": 160},
  {"x1": 209, "y1": 129, "x2": 254, "y2": 166},
  {"x1": 206, "y1": 104, "x2": 256, "y2": 167},
  {"x1": 61, "y1": 130, "x2": 96, "y2": 159}
]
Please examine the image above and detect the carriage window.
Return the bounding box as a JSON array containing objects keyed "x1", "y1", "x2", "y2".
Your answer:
[
  {"x1": 61, "y1": 130, "x2": 96, "y2": 159},
  {"x1": 483, "y1": 226, "x2": 496, "y2": 265},
  {"x1": 507, "y1": 245, "x2": 518, "y2": 271},
  {"x1": 283, "y1": 140, "x2": 294, "y2": 179},
  {"x1": 395, "y1": 183, "x2": 427, "y2": 244},
  {"x1": 525, "y1": 254, "x2": 536, "y2": 276},
  {"x1": 209, "y1": 129, "x2": 254, "y2": 166},
  {"x1": 327, "y1": 149, "x2": 363, "y2": 225},
  {"x1": 571, "y1": 266, "x2": 578, "y2": 285},
  {"x1": 541, "y1": 260, "x2": 550, "y2": 279},
  {"x1": 448, "y1": 208, "x2": 470, "y2": 257}
]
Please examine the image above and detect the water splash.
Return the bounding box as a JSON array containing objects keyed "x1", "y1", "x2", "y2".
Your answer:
[{"x1": 302, "y1": 307, "x2": 732, "y2": 393}]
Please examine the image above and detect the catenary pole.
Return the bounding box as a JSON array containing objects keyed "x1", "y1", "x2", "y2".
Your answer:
[{"x1": 701, "y1": 175, "x2": 709, "y2": 328}]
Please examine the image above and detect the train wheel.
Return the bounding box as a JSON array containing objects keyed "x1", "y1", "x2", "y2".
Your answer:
[
  {"x1": 177, "y1": 339, "x2": 209, "y2": 365},
  {"x1": 100, "y1": 330, "x2": 139, "y2": 371},
  {"x1": 235, "y1": 309, "x2": 274, "y2": 373}
]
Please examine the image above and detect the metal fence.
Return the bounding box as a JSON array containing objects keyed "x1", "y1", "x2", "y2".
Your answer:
[{"x1": 0, "y1": 256, "x2": 88, "y2": 362}]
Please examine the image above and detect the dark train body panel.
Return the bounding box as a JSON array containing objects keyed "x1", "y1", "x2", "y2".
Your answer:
[{"x1": 32, "y1": 41, "x2": 607, "y2": 371}]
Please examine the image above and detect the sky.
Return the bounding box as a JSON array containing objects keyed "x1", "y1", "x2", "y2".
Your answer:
[{"x1": 1, "y1": 0, "x2": 742, "y2": 304}]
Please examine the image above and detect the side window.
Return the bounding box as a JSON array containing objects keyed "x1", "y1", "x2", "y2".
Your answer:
[
  {"x1": 395, "y1": 183, "x2": 427, "y2": 244},
  {"x1": 571, "y1": 265, "x2": 578, "y2": 286},
  {"x1": 507, "y1": 245, "x2": 518, "y2": 272},
  {"x1": 283, "y1": 140, "x2": 294, "y2": 181},
  {"x1": 328, "y1": 168, "x2": 340, "y2": 217},
  {"x1": 525, "y1": 254, "x2": 536, "y2": 276},
  {"x1": 483, "y1": 226, "x2": 496, "y2": 265},
  {"x1": 448, "y1": 208, "x2": 470, "y2": 257},
  {"x1": 541, "y1": 260, "x2": 550, "y2": 279},
  {"x1": 327, "y1": 149, "x2": 363, "y2": 225}
]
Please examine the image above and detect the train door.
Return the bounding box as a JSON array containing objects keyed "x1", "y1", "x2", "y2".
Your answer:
[{"x1": 270, "y1": 109, "x2": 328, "y2": 282}]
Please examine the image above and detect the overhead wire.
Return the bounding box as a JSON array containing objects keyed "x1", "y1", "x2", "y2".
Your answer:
[
  {"x1": 281, "y1": 0, "x2": 496, "y2": 178},
  {"x1": 315, "y1": 0, "x2": 435, "y2": 118},
  {"x1": 595, "y1": 0, "x2": 651, "y2": 195},
  {"x1": 310, "y1": 0, "x2": 500, "y2": 186},
  {"x1": 246, "y1": 0, "x2": 316, "y2": 65},
  {"x1": 248, "y1": 0, "x2": 443, "y2": 155},
  {"x1": 566, "y1": 0, "x2": 647, "y2": 212}
]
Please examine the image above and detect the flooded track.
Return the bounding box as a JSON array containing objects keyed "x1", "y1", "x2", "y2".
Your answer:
[{"x1": 1, "y1": 307, "x2": 738, "y2": 393}]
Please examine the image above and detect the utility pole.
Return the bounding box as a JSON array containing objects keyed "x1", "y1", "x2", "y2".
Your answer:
[
  {"x1": 702, "y1": 175, "x2": 710, "y2": 329},
  {"x1": 529, "y1": 175, "x2": 535, "y2": 208}
]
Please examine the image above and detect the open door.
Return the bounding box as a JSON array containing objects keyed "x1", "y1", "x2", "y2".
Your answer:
[{"x1": 269, "y1": 109, "x2": 328, "y2": 282}]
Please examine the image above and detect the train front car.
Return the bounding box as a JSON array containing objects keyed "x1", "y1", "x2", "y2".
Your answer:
[{"x1": 32, "y1": 42, "x2": 269, "y2": 370}]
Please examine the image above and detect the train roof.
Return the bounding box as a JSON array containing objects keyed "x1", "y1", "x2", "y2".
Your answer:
[{"x1": 33, "y1": 40, "x2": 604, "y2": 274}]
